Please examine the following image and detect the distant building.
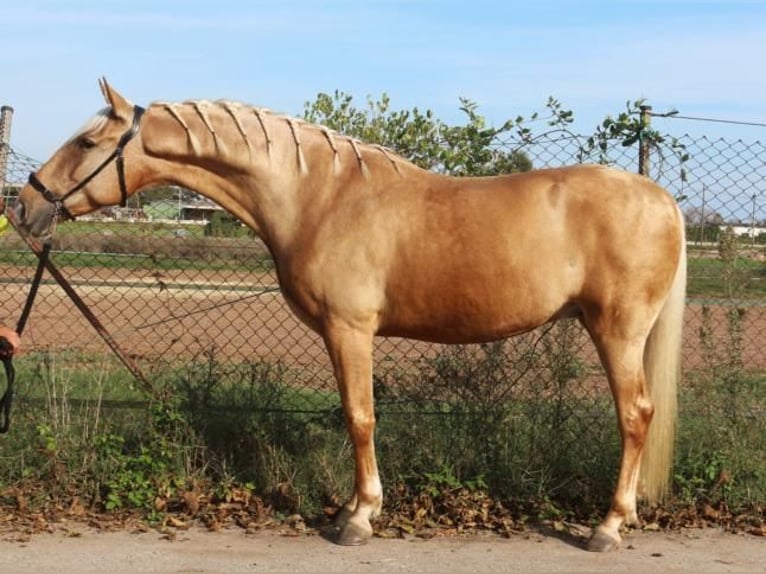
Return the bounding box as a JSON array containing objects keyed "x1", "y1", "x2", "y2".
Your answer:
[
  {"x1": 180, "y1": 198, "x2": 224, "y2": 222},
  {"x1": 143, "y1": 198, "x2": 224, "y2": 222},
  {"x1": 721, "y1": 224, "x2": 766, "y2": 240}
]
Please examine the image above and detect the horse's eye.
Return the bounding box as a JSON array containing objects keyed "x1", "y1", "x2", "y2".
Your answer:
[{"x1": 78, "y1": 137, "x2": 96, "y2": 150}]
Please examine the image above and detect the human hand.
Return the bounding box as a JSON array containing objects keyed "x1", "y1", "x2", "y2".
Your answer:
[{"x1": 0, "y1": 326, "x2": 20, "y2": 358}]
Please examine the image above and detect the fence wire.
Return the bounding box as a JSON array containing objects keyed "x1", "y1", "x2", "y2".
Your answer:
[{"x1": 0, "y1": 125, "x2": 764, "y2": 453}]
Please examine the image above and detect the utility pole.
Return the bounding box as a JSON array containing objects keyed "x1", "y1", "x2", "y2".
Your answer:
[
  {"x1": 700, "y1": 185, "x2": 707, "y2": 244},
  {"x1": 751, "y1": 193, "x2": 757, "y2": 249},
  {"x1": 638, "y1": 105, "x2": 652, "y2": 177},
  {"x1": 0, "y1": 105, "x2": 14, "y2": 195}
]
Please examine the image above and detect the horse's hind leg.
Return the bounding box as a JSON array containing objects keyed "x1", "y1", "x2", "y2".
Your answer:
[
  {"x1": 322, "y1": 320, "x2": 382, "y2": 546},
  {"x1": 586, "y1": 325, "x2": 654, "y2": 552}
]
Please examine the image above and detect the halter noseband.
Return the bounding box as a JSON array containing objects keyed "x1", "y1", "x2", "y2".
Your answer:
[{"x1": 28, "y1": 104, "x2": 145, "y2": 220}]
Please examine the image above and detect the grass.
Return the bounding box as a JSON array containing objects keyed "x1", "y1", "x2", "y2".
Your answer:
[
  {"x1": 1, "y1": 248, "x2": 761, "y2": 298},
  {"x1": 13, "y1": 350, "x2": 146, "y2": 399},
  {"x1": 54, "y1": 220, "x2": 208, "y2": 237},
  {"x1": 2, "y1": 221, "x2": 763, "y2": 297},
  {"x1": 0, "y1": 241, "x2": 274, "y2": 274},
  {"x1": 687, "y1": 257, "x2": 766, "y2": 298},
  {"x1": 1, "y1": 326, "x2": 763, "y2": 530}
]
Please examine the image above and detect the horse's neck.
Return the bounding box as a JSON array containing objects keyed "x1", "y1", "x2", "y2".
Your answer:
[
  {"x1": 144, "y1": 98, "x2": 408, "y2": 172},
  {"x1": 141, "y1": 100, "x2": 414, "y2": 249}
]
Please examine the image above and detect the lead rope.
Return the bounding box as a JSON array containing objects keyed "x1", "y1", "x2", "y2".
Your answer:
[
  {"x1": 4, "y1": 209, "x2": 154, "y2": 398},
  {"x1": 0, "y1": 240, "x2": 51, "y2": 433}
]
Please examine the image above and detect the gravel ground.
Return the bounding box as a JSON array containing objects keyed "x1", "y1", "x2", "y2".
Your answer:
[{"x1": 0, "y1": 525, "x2": 763, "y2": 573}]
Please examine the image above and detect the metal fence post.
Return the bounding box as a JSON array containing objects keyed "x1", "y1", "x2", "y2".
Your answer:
[
  {"x1": 638, "y1": 104, "x2": 652, "y2": 177},
  {"x1": 0, "y1": 105, "x2": 14, "y2": 192}
]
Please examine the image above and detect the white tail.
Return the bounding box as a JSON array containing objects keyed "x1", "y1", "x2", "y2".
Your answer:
[{"x1": 640, "y1": 210, "x2": 687, "y2": 502}]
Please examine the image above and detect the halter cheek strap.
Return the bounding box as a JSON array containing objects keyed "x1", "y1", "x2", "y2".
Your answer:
[
  {"x1": 27, "y1": 172, "x2": 74, "y2": 220},
  {"x1": 28, "y1": 105, "x2": 145, "y2": 219}
]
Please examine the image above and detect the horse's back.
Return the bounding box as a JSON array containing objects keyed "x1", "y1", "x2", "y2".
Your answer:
[{"x1": 373, "y1": 165, "x2": 683, "y2": 342}]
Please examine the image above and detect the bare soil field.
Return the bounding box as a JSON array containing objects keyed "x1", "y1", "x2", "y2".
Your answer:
[
  {"x1": 3, "y1": 266, "x2": 765, "y2": 371},
  {"x1": 0, "y1": 523, "x2": 763, "y2": 573}
]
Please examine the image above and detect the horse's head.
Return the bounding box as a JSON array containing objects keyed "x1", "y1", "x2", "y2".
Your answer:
[{"x1": 15, "y1": 79, "x2": 145, "y2": 238}]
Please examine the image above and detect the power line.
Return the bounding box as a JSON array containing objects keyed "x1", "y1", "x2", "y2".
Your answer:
[{"x1": 649, "y1": 111, "x2": 766, "y2": 128}]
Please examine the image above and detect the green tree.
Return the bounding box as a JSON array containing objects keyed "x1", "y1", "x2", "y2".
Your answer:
[
  {"x1": 301, "y1": 91, "x2": 569, "y2": 177},
  {"x1": 204, "y1": 211, "x2": 243, "y2": 237},
  {"x1": 578, "y1": 98, "x2": 689, "y2": 187},
  {"x1": 141, "y1": 185, "x2": 198, "y2": 205}
]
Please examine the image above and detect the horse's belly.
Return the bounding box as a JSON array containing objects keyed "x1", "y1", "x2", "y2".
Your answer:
[{"x1": 378, "y1": 289, "x2": 572, "y2": 344}]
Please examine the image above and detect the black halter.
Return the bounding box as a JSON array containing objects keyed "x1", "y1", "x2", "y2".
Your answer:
[{"x1": 28, "y1": 104, "x2": 145, "y2": 220}]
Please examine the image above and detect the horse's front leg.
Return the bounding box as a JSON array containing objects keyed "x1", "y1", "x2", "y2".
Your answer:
[{"x1": 322, "y1": 321, "x2": 382, "y2": 545}]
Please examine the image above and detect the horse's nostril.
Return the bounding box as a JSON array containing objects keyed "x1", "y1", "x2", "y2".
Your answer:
[{"x1": 14, "y1": 202, "x2": 25, "y2": 224}]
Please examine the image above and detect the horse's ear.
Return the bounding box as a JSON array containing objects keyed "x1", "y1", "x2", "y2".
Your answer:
[
  {"x1": 98, "y1": 77, "x2": 109, "y2": 102},
  {"x1": 98, "y1": 77, "x2": 132, "y2": 119}
]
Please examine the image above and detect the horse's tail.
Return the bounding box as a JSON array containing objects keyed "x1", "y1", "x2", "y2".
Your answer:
[{"x1": 640, "y1": 206, "x2": 687, "y2": 503}]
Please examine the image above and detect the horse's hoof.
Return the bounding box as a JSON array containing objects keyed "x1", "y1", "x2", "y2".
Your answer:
[
  {"x1": 586, "y1": 528, "x2": 621, "y2": 552},
  {"x1": 324, "y1": 522, "x2": 370, "y2": 546}
]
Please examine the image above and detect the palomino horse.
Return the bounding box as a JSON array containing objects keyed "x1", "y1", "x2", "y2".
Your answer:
[{"x1": 15, "y1": 79, "x2": 686, "y2": 552}]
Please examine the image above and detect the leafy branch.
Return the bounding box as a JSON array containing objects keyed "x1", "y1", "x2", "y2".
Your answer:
[
  {"x1": 579, "y1": 99, "x2": 689, "y2": 185},
  {"x1": 303, "y1": 92, "x2": 688, "y2": 185}
]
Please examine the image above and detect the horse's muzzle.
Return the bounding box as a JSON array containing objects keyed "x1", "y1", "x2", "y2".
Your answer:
[{"x1": 13, "y1": 198, "x2": 56, "y2": 239}]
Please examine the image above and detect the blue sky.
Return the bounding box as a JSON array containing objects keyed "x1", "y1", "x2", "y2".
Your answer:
[{"x1": 2, "y1": 0, "x2": 765, "y2": 160}]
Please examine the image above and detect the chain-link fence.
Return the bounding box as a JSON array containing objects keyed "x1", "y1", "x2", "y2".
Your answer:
[{"x1": 0, "y1": 107, "x2": 764, "y2": 434}]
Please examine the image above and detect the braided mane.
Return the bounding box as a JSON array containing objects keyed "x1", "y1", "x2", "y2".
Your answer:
[{"x1": 150, "y1": 99, "x2": 403, "y2": 178}]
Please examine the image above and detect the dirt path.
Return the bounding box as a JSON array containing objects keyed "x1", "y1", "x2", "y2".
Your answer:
[{"x1": 0, "y1": 525, "x2": 762, "y2": 573}]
